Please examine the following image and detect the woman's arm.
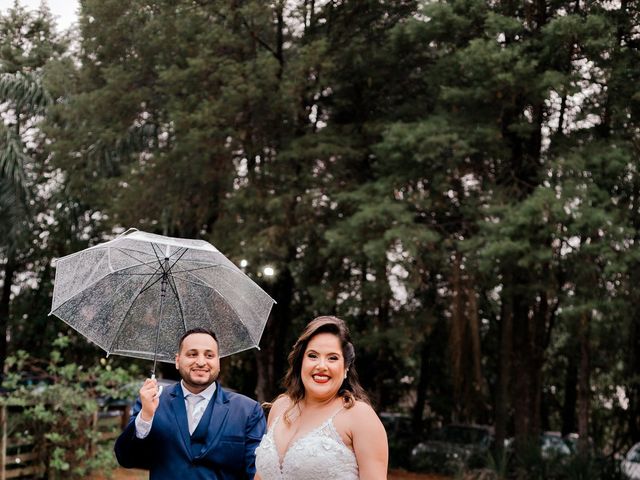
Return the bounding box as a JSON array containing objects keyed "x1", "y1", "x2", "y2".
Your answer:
[{"x1": 350, "y1": 402, "x2": 389, "y2": 480}]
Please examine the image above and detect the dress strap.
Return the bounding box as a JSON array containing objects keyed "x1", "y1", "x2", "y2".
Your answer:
[
  {"x1": 268, "y1": 414, "x2": 283, "y2": 434},
  {"x1": 328, "y1": 406, "x2": 345, "y2": 421}
]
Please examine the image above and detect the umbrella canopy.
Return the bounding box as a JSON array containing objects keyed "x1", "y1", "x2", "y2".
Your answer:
[{"x1": 49, "y1": 229, "x2": 275, "y2": 372}]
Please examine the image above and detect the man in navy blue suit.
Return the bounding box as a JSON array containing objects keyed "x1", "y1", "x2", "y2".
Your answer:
[{"x1": 115, "y1": 327, "x2": 266, "y2": 479}]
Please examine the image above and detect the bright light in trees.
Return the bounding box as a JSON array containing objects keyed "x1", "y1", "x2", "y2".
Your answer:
[{"x1": 263, "y1": 266, "x2": 275, "y2": 277}]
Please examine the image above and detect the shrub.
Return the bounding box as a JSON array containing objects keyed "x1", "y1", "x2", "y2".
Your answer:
[{"x1": 1, "y1": 336, "x2": 139, "y2": 479}]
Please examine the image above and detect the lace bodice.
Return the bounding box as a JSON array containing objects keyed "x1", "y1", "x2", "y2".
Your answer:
[{"x1": 255, "y1": 409, "x2": 359, "y2": 480}]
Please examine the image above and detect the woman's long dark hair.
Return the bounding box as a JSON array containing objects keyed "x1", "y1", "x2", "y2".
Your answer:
[{"x1": 281, "y1": 316, "x2": 369, "y2": 423}]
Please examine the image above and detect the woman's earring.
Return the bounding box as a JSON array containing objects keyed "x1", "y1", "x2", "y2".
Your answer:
[{"x1": 344, "y1": 369, "x2": 348, "y2": 380}]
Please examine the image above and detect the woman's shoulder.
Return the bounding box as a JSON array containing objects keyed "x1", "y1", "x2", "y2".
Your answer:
[
  {"x1": 268, "y1": 394, "x2": 292, "y2": 418},
  {"x1": 343, "y1": 399, "x2": 379, "y2": 421},
  {"x1": 337, "y1": 400, "x2": 386, "y2": 444},
  {"x1": 343, "y1": 400, "x2": 380, "y2": 427}
]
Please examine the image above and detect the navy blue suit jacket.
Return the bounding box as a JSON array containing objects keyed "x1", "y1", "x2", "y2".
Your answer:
[{"x1": 114, "y1": 382, "x2": 266, "y2": 480}]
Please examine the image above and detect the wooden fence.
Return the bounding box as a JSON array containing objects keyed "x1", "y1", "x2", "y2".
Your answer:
[{"x1": 0, "y1": 404, "x2": 129, "y2": 480}]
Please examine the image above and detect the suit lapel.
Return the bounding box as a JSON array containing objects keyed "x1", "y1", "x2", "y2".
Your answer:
[
  {"x1": 169, "y1": 383, "x2": 192, "y2": 455},
  {"x1": 197, "y1": 384, "x2": 230, "y2": 458}
]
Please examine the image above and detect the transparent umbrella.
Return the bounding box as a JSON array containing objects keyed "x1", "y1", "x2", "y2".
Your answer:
[{"x1": 49, "y1": 229, "x2": 275, "y2": 375}]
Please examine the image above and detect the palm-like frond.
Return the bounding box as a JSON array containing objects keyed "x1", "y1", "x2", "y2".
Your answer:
[
  {"x1": 0, "y1": 71, "x2": 52, "y2": 114},
  {"x1": 0, "y1": 126, "x2": 29, "y2": 195},
  {"x1": 0, "y1": 72, "x2": 49, "y2": 208}
]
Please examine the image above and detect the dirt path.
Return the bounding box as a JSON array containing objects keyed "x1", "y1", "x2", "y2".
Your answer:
[
  {"x1": 109, "y1": 468, "x2": 450, "y2": 479},
  {"x1": 389, "y1": 470, "x2": 451, "y2": 480}
]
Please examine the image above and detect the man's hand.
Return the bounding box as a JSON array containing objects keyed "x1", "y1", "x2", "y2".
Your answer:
[{"x1": 139, "y1": 378, "x2": 160, "y2": 421}]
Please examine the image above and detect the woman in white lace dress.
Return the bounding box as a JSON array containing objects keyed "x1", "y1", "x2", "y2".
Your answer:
[{"x1": 255, "y1": 316, "x2": 388, "y2": 480}]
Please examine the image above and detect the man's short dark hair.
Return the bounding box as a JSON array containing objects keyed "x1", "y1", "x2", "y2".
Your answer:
[{"x1": 178, "y1": 327, "x2": 218, "y2": 352}]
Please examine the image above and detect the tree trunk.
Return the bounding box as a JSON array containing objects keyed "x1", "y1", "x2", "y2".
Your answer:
[
  {"x1": 449, "y1": 252, "x2": 464, "y2": 420},
  {"x1": 577, "y1": 311, "x2": 590, "y2": 456},
  {"x1": 0, "y1": 253, "x2": 16, "y2": 377},
  {"x1": 254, "y1": 346, "x2": 275, "y2": 404},
  {"x1": 511, "y1": 291, "x2": 541, "y2": 451},
  {"x1": 413, "y1": 336, "x2": 431, "y2": 433},
  {"x1": 494, "y1": 292, "x2": 513, "y2": 455},
  {"x1": 530, "y1": 288, "x2": 552, "y2": 437},
  {"x1": 254, "y1": 263, "x2": 294, "y2": 403},
  {"x1": 466, "y1": 280, "x2": 488, "y2": 421},
  {"x1": 561, "y1": 349, "x2": 578, "y2": 436},
  {"x1": 449, "y1": 252, "x2": 487, "y2": 422},
  {"x1": 372, "y1": 298, "x2": 392, "y2": 410}
]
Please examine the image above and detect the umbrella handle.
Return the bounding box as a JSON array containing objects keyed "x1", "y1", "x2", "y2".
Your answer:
[{"x1": 151, "y1": 373, "x2": 163, "y2": 397}]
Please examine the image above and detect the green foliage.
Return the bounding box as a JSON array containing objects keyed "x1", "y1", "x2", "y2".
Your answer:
[{"x1": 1, "y1": 338, "x2": 139, "y2": 479}]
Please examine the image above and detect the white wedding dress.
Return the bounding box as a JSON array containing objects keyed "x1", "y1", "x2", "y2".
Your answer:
[{"x1": 255, "y1": 409, "x2": 359, "y2": 480}]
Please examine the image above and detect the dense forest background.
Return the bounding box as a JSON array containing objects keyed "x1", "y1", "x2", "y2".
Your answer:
[{"x1": 1, "y1": 0, "x2": 640, "y2": 473}]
